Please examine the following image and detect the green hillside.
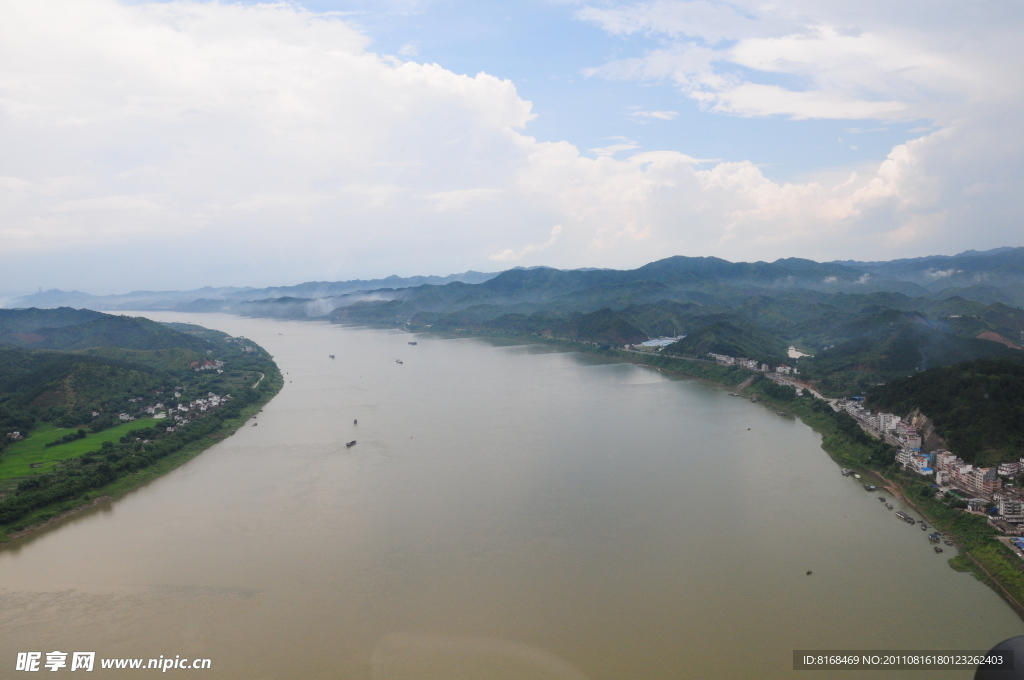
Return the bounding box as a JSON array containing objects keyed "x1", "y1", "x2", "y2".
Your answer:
[
  {"x1": 0, "y1": 308, "x2": 282, "y2": 537},
  {"x1": 0, "y1": 313, "x2": 213, "y2": 352},
  {"x1": 867, "y1": 358, "x2": 1024, "y2": 466},
  {"x1": 663, "y1": 320, "x2": 788, "y2": 363}
]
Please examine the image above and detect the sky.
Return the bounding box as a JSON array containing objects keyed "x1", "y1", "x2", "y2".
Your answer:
[{"x1": 0, "y1": 0, "x2": 1022, "y2": 295}]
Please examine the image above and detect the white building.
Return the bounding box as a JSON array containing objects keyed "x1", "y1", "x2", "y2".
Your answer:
[
  {"x1": 1000, "y1": 498, "x2": 1024, "y2": 523},
  {"x1": 999, "y1": 462, "x2": 1022, "y2": 477}
]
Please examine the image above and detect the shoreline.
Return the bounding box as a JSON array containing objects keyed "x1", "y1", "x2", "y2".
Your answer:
[
  {"x1": 399, "y1": 324, "x2": 1024, "y2": 623},
  {"x1": 0, "y1": 369, "x2": 283, "y2": 546}
]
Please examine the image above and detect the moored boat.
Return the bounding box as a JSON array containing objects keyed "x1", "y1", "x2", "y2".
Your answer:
[{"x1": 345, "y1": 440, "x2": 356, "y2": 448}]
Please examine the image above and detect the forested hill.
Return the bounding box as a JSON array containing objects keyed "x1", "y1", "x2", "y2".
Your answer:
[
  {"x1": 0, "y1": 309, "x2": 282, "y2": 536},
  {"x1": 0, "y1": 308, "x2": 270, "y2": 445},
  {"x1": 867, "y1": 357, "x2": 1024, "y2": 466},
  {"x1": 9, "y1": 248, "x2": 1024, "y2": 396},
  {"x1": 0, "y1": 308, "x2": 212, "y2": 352}
]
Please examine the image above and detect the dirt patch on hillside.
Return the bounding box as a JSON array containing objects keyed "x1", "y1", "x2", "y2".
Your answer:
[{"x1": 977, "y1": 331, "x2": 1023, "y2": 350}]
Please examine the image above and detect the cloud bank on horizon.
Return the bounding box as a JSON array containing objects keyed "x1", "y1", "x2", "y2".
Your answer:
[{"x1": 0, "y1": 0, "x2": 1020, "y2": 294}]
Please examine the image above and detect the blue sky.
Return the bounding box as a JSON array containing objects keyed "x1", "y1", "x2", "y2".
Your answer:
[
  {"x1": 0, "y1": 0, "x2": 1021, "y2": 294},
  {"x1": 322, "y1": 0, "x2": 925, "y2": 182}
]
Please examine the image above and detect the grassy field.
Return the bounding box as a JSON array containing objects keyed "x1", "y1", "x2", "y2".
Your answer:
[
  {"x1": 0, "y1": 420, "x2": 164, "y2": 480},
  {"x1": 0, "y1": 372, "x2": 282, "y2": 541}
]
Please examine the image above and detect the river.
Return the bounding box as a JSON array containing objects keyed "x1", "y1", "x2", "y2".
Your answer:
[{"x1": 1, "y1": 313, "x2": 1020, "y2": 679}]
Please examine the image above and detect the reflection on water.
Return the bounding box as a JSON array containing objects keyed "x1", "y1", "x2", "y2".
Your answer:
[{"x1": 0, "y1": 313, "x2": 1020, "y2": 679}]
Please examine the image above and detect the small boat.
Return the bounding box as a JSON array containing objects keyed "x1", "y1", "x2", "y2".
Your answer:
[
  {"x1": 841, "y1": 468, "x2": 852, "y2": 476},
  {"x1": 408, "y1": 341, "x2": 417, "y2": 345},
  {"x1": 806, "y1": 571, "x2": 812, "y2": 575},
  {"x1": 854, "y1": 474, "x2": 861, "y2": 480},
  {"x1": 886, "y1": 503, "x2": 893, "y2": 510},
  {"x1": 921, "y1": 525, "x2": 928, "y2": 531},
  {"x1": 863, "y1": 484, "x2": 877, "y2": 491},
  {"x1": 329, "y1": 355, "x2": 335, "y2": 359},
  {"x1": 750, "y1": 396, "x2": 757, "y2": 403},
  {"x1": 345, "y1": 440, "x2": 356, "y2": 448},
  {"x1": 879, "y1": 497, "x2": 887, "y2": 502},
  {"x1": 944, "y1": 540, "x2": 953, "y2": 546},
  {"x1": 396, "y1": 359, "x2": 403, "y2": 364},
  {"x1": 353, "y1": 419, "x2": 357, "y2": 425},
  {"x1": 729, "y1": 393, "x2": 738, "y2": 397},
  {"x1": 934, "y1": 546, "x2": 944, "y2": 553},
  {"x1": 777, "y1": 411, "x2": 787, "y2": 416}
]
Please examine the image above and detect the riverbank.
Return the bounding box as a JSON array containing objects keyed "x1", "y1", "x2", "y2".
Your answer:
[
  {"x1": 632, "y1": 346, "x2": 1024, "y2": 623},
  {"x1": 0, "y1": 367, "x2": 283, "y2": 544},
  {"x1": 403, "y1": 325, "x2": 1024, "y2": 623}
]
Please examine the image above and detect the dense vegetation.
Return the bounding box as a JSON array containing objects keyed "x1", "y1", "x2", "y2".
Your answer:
[
  {"x1": 295, "y1": 254, "x2": 1024, "y2": 395},
  {"x1": 20, "y1": 251, "x2": 1024, "y2": 396},
  {"x1": 0, "y1": 308, "x2": 282, "y2": 537},
  {"x1": 867, "y1": 357, "x2": 1024, "y2": 465},
  {"x1": 663, "y1": 321, "x2": 788, "y2": 365}
]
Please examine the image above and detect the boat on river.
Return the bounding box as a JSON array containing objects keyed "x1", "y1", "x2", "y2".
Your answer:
[
  {"x1": 408, "y1": 341, "x2": 417, "y2": 345},
  {"x1": 934, "y1": 546, "x2": 944, "y2": 553},
  {"x1": 345, "y1": 440, "x2": 356, "y2": 448},
  {"x1": 863, "y1": 484, "x2": 877, "y2": 491},
  {"x1": 841, "y1": 468, "x2": 853, "y2": 476},
  {"x1": 396, "y1": 359, "x2": 403, "y2": 364},
  {"x1": 886, "y1": 503, "x2": 893, "y2": 510},
  {"x1": 896, "y1": 511, "x2": 915, "y2": 523},
  {"x1": 879, "y1": 496, "x2": 887, "y2": 502}
]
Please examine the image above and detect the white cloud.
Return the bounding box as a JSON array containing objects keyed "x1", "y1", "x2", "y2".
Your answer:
[
  {"x1": 579, "y1": 1, "x2": 1021, "y2": 124},
  {"x1": 490, "y1": 225, "x2": 564, "y2": 262},
  {"x1": 925, "y1": 268, "x2": 961, "y2": 279},
  {"x1": 0, "y1": 0, "x2": 1020, "y2": 293},
  {"x1": 591, "y1": 138, "x2": 641, "y2": 157},
  {"x1": 628, "y1": 109, "x2": 679, "y2": 120}
]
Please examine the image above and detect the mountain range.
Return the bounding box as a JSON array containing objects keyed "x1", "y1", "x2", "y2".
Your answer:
[{"x1": 7, "y1": 247, "x2": 1024, "y2": 395}]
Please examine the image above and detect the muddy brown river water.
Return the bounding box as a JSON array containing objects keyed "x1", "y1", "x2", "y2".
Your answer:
[{"x1": 1, "y1": 313, "x2": 1020, "y2": 679}]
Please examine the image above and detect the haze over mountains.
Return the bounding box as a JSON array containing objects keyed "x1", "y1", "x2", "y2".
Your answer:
[
  {"x1": 8, "y1": 247, "x2": 1024, "y2": 396},
  {"x1": 9, "y1": 247, "x2": 1024, "y2": 314}
]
